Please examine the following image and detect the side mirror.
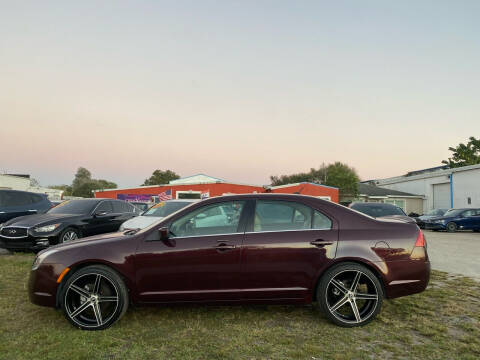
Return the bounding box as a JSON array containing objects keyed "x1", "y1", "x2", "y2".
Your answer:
[{"x1": 159, "y1": 226, "x2": 169, "y2": 240}]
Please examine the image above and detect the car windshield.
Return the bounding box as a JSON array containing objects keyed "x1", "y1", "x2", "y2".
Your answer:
[
  {"x1": 143, "y1": 201, "x2": 192, "y2": 217},
  {"x1": 444, "y1": 209, "x2": 463, "y2": 217},
  {"x1": 425, "y1": 209, "x2": 447, "y2": 216},
  {"x1": 47, "y1": 200, "x2": 96, "y2": 215},
  {"x1": 352, "y1": 204, "x2": 406, "y2": 217}
]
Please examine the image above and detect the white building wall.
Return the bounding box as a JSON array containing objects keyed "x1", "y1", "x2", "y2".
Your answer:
[
  {"x1": 375, "y1": 165, "x2": 480, "y2": 212},
  {"x1": 0, "y1": 174, "x2": 63, "y2": 200},
  {"x1": 452, "y1": 168, "x2": 480, "y2": 208},
  {"x1": 0, "y1": 174, "x2": 31, "y2": 190}
]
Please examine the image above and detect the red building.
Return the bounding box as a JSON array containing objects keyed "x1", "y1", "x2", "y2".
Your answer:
[{"x1": 93, "y1": 174, "x2": 339, "y2": 203}]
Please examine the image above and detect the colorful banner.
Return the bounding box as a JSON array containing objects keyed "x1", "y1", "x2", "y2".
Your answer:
[{"x1": 117, "y1": 194, "x2": 154, "y2": 202}]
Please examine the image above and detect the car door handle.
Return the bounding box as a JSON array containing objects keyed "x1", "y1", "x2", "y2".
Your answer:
[
  {"x1": 28, "y1": 210, "x2": 37, "y2": 212},
  {"x1": 310, "y1": 240, "x2": 333, "y2": 247},
  {"x1": 215, "y1": 243, "x2": 236, "y2": 252}
]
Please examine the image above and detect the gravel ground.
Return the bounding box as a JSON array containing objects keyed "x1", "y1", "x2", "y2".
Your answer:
[{"x1": 425, "y1": 230, "x2": 480, "y2": 280}]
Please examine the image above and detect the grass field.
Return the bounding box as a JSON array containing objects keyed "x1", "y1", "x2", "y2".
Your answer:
[{"x1": 0, "y1": 253, "x2": 479, "y2": 360}]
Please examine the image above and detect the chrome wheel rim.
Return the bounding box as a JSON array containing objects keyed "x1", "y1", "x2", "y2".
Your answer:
[
  {"x1": 65, "y1": 273, "x2": 119, "y2": 328},
  {"x1": 325, "y1": 270, "x2": 379, "y2": 324},
  {"x1": 62, "y1": 231, "x2": 78, "y2": 242}
]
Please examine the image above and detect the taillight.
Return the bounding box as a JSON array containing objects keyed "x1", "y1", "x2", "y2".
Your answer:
[{"x1": 415, "y1": 230, "x2": 426, "y2": 247}]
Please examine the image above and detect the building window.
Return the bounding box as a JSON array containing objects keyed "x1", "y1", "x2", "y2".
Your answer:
[{"x1": 468, "y1": 197, "x2": 472, "y2": 205}]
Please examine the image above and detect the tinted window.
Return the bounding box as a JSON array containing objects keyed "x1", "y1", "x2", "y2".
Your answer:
[
  {"x1": 96, "y1": 201, "x2": 113, "y2": 214},
  {"x1": 254, "y1": 201, "x2": 312, "y2": 232},
  {"x1": 0, "y1": 191, "x2": 32, "y2": 207},
  {"x1": 170, "y1": 201, "x2": 245, "y2": 237},
  {"x1": 144, "y1": 201, "x2": 192, "y2": 217},
  {"x1": 313, "y1": 210, "x2": 332, "y2": 229},
  {"x1": 30, "y1": 194, "x2": 45, "y2": 204},
  {"x1": 112, "y1": 201, "x2": 126, "y2": 213},
  {"x1": 48, "y1": 200, "x2": 97, "y2": 215},
  {"x1": 351, "y1": 203, "x2": 405, "y2": 217}
]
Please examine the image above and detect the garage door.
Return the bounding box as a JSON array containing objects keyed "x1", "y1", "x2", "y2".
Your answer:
[{"x1": 433, "y1": 183, "x2": 450, "y2": 209}]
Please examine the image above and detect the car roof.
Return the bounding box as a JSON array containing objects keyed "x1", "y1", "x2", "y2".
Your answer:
[
  {"x1": 0, "y1": 189, "x2": 48, "y2": 196},
  {"x1": 350, "y1": 202, "x2": 398, "y2": 207}
]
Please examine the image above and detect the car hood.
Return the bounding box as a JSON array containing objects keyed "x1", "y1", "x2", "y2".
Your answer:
[
  {"x1": 3, "y1": 213, "x2": 79, "y2": 227},
  {"x1": 377, "y1": 215, "x2": 416, "y2": 224},
  {"x1": 120, "y1": 216, "x2": 163, "y2": 230},
  {"x1": 417, "y1": 215, "x2": 436, "y2": 220},
  {"x1": 42, "y1": 231, "x2": 126, "y2": 253}
]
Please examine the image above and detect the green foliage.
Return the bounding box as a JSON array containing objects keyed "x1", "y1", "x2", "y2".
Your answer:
[
  {"x1": 442, "y1": 136, "x2": 480, "y2": 168},
  {"x1": 48, "y1": 185, "x2": 73, "y2": 196},
  {"x1": 142, "y1": 169, "x2": 180, "y2": 186},
  {"x1": 270, "y1": 162, "x2": 359, "y2": 197},
  {"x1": 66, "y1": 167, "x2": 117, "y2": 198}
]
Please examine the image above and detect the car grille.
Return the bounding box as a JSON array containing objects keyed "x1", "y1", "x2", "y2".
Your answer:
[{"x1": 0, "y1": 227, "x2": 28, "y2": 238}]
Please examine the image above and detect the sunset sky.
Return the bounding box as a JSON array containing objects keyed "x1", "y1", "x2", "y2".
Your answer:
[{"x1": 1, "y1": 1, "x2": 479, "y2": 188}]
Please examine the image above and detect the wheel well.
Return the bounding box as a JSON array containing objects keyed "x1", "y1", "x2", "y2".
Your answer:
[
  {"x1": 55, "y1": 261, "x2": 131, "y2": 308},
  {"x1": 312, "y1": 260, "x2": 386, "y2": 301}
]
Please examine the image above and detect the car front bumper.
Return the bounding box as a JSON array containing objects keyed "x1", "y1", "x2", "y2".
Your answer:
[
  {"x1": 0, "y1": 234, "x2": 59, "y2": 252},
  {"x1": 28, "y1": 263, "x2": 65, "y2": 308},
  {"x1": 424, "y1": 222, "x2": 446, "y2": 230}
]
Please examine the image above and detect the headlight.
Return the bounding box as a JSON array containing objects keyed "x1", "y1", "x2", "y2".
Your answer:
[
  {"x1": 434, "y1": 219, "x2": 445, "y2": 224},
  {"x1": 34, "y1": 224, "x2": 61, "y2": 233}
]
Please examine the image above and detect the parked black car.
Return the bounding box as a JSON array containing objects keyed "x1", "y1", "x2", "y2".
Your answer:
[
  {"x1": 0, "y1": 190, "x2": 52, "y2": 224},
  {"x1": 349, "y1": 202, "x2": 415, "y2": 223},
  {"x1": 0, "y1": 199, "x2": 137, "y2": 252}
]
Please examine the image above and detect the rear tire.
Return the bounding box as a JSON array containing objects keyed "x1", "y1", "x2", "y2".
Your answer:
[
  {"x1": 317, "y1": 263, "x2": 383, "y2": 327},
  {"x1": 446, "y1": 222, "x2": 457, "y2": 233},
  {"x1": 60, "y1": 265, "x2": 129, "y2": 330}
]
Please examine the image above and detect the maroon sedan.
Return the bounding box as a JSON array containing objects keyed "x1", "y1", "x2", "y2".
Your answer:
[{"x1": 28, "y1": 194, "x2": 430, "y2": 330}]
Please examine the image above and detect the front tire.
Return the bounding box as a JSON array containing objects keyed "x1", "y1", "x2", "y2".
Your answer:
[
  {"x1": 60, "y1": 265, "x2": 129, "y2": 330},
  {"x1": 59, "y1": 227, "x2": 81, "y2": 243},
  {"x1": 317, "y1": 263, "x2": 383, "y2": 327},
  {"x1": 446, "y1": 222, "x2": 457, "y2": 233}
]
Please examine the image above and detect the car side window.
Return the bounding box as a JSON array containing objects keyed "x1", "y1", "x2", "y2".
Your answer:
[
  {"x1": 170, "y1": 201, "x2": 245, "y2": 237},
  {"x1": 95, "y1": 201, "x2": 113, "y2": 214},
  {"x1": 463, "y1": 210, "x2": 475, "y2": 217},
  {"x1": 29, "y1": 194, "x2": 44, "y2": 204},
  {"x1": 2, "y1": 192, "x2": 32, "y2": 207},
  {"x1": 112, "y1": 201, "x2": 125, "y2": 213},
  {"x1": 254, "y1": 201, "x2": 312, "y2": 232},
  {"x1": 313, "y1": 210, "x2": 332, "y2": 229}
]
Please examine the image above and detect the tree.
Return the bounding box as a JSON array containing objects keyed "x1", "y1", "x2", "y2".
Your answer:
[
  {"x1": 270, "y1": 162, "x2": 360, "y2": 197},
  {"x1": 48, "y1": 185, "x2": 73, "y2": 196},
  {"x1": 142, "y1": 169, "x2": 180, "y2": 186},
  {"x1": 70, "y1": 167, "x2": 117, "y2": 198},
  {"x1": 442, "y1": 137, "x2": 480, "y2": 168},
  {"x1": 324, "y1": 162, "x2": 360, "y2": 197}
]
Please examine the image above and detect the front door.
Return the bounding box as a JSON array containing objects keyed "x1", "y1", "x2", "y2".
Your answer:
[
  {"x1": 135, "y1": 200, "x2": 248, "y2": 303},
  {"x1": 241, "y1": 200, "x2": 338, "y2": 301}
]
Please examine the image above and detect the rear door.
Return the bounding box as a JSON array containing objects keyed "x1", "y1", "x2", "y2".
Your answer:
[
  {"x1": 241, "y1": 200, "x2": 338, "y2": 301},
  {"x1": 112, "y1": 201, "x2": 136, "y2": 230}
]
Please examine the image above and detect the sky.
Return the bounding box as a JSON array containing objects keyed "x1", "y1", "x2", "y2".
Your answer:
[{"x1": 1, "y1": 0, "x2": 479, "y2": 188}]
